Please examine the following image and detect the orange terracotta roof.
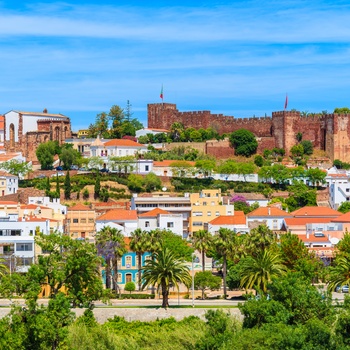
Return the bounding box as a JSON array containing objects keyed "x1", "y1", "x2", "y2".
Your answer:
[
  {"x1": 104, "y1": 139, "x2": 145, "y2": 147},
  {"x1": 247, "y1": 207, "x2": 292, "y2": 217},
  {"x1": 15, "y1": 111, "x2": 68, "y2": 118},
  {"x1": 138, "y1": 208, "x2": 170, "y2": 217},
  {"x1": 97, "y1": 209, "x2": 137, "y2": 221},
  {"x1": 0, "y1": 171, "x2": 16, "y2": 177},
  {"x1": 284, "y1": 217, "x2": 334, "y2": 226},
  {"x1": 0, "y1": 201, "x2": 19, "y2": 205},
  {"x1": 328, "y1": 173, "x2": 348, "y2": 178},
  {"x1": 291, "y1": 206, "x2": 341, "y2": 217},
  {"x1": 298, "y1": 234, "x2": 332, "y2": 243},
  {"x1": 0, "y1": 153, "x2": 21, "y2": 162},
  {"x1": 153, "y1": 160, "x2": 196, "y2": 167},
  {"x1": 209, "y1": 212, "x2": 246, "y2": 226},
  {"x1": 68, "y1": 203, "x2": 92, "y2": 211},
  {"x1": 332, "y1": 211, "x2": 350, "y2": 223},
  {"x1": 18, "y1": 216, "x2": 49, "y2": 222},
  {"x1": 21, "y1": 204, "x2": 50, "y2": 210}
]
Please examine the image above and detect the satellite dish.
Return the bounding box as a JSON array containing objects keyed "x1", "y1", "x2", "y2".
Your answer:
[
  {"x1": 330, "y1": 237, "x2": 340, "y2": 245},
  {"x1": 162, "y1": 187, "x2": 167, "y2": 192}
]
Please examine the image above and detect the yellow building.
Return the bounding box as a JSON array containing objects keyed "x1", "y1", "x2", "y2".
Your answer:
[
  {"x1": 189, "y1": 189, "x2": 234, "y2": 234},
  {"x1": 77, "y1": 129, "x2": 89, "y2": 138},
  {"x1": 66, "y1": 203, "x2": 96, "y2": 241}
]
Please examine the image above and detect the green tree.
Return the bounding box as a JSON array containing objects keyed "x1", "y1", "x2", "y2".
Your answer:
[
  {"x1": 60, "y1": 143, "x2": 82, "y2": 170},
  {"x1": 327, "y1": 255, "x2": 350, "y2": 292},
  {"x1": 239, "y1": 249, "x2": 288, "y2": 293},
  {"x1": 109, "y1": 105, "x2": 125, "y2": 138},
  {"x1": 36, "y1": 141, "x2": 60, "y2": 170},
  {"x1": 195, "y1": 159, "x2": 216, "y2": 178},
  {"x1": 0, "y1": 160, "x2": 32, "y2": 178},
  {"x1": 285, "y1": 181, "x2": 317, "y2": 212},
  {"x1": 64, "y1": 170, "x2": 71, "y2": 200},
  {"x1": 45, "y1": 176, "x2": 51, "y2": 197},
  {"x1": 339, "y1": 202, "x2": 350, "y2": 214},
  {"x1": 306, "y1": 168, "x2": 326, "y2": 187},
  {"x1": 254, "y1": 155, "x2": 264, "y2": 167},
  {"x1": 0, "y1": 257, "x2": 9, "y2": 277},
  {"x1": 144, "y1": 172, "x2": 161, "y2": 192},
  {"x1": 130, "y1": 228, "x2": 148, "y2": 290},
  {"x1": 55, "y1": 174, "x2": 60, "y2": 199},
  {"x1": 94, "y1": 171, "x2": 101, "y2": 199},
  {"x1": 142, "y1": 248, "x2": 191, "y2": 308},
  {"x1": 28, "y1": 233, "x2": 104, "y2": 307},
  {"x1": 194, "y1": 271, "x2": 222, "y2": 299},
  {"x1": 213, "y1": 228, "x2": 239, "y2": 298},
  {"x1": 300, "y1": 140, "x2": 313, "y2": 155},
  {"x1": 124, "y1": 281, "x2": 136, "y2": 294},
  {"x1": 95, "y1": 226, "x2": 126, "y2": 293},
  {"x1": 82, "y1": 188, "x2": 90, "y2": 200},
  {"x1": 236, "y1": 162, "x2": 256, "y2": 182},
  {"x1": 170, "y1": 160, "x2": 194, "y2": 178},
  {"x1": 290, "y1": 144, "x2": 304, "y2": 157},
  {"x1": 244, "y1": 225, "x2": 277, "y2": 257},
  {"x1": 229, "y1": 129, "x2": 258, "y2": 157},
  {"x1": 160, "y1": 230, "x2": 194, "y2": 262},
  {"x1": 192, "y1": 230, "x2": 212, "y2": 272},
  {"x1": 334, "y1": 107, "x2": 350, "y2": 114},
  {"x1": 127, "y1": 174, "x2": 144, "y2": 192},
  {"x1": 170, "y1": 122, "x2": 185, "y2": 142}
]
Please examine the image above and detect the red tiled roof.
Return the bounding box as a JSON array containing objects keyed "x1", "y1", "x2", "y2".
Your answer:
[
  {"x1": 0, "y1": 153, "x2": 21, "y2": 162},
  {"x1": 209, "y1": 212, "x2": 246, "y2": 225},
  {"x1": 97, "y1": 209, "x2": 137, "y2": 221},
  {"x1": 104, "y1": 139, "x2": 145, "y2": 147},
  {"x1": 0, "y1": 201, "x2": 19, "y2": 205},
  {"x1": 139, "y1": 208, "x2": 170, "y2": 217},
  {"x1": 284, "y1": 217, "x2": 334, "y2": 226},
  {"x1": 21, "y1": 204, "x2": 50, "y2": 210},
  {"x1": 153, "y1": 160, "x2": 196, "y2": 167},
  {"x1": 247, "y1": 207, "x2": 292, "y2": 218},
  {"x1": 291, "y1": 206, "x2": 341, "y2": 217},
  {"x1": 298, "y1": 234, "x2": 332, "y2": 243},
  {"x1": 331, "y1": 211, "x2": 350, "y2": 223},
  {"x1": 68, "y1": 203, "x2": 92, "y2": 211}
]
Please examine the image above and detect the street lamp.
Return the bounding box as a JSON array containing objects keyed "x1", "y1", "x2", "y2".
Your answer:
[{"x1": 192, "y1": 253, "x2": 196, "y2": 308}]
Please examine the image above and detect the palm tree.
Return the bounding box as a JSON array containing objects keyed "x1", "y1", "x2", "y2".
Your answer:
[
  {"x1": 0, "y1": 257, "x2": 9, "y2": 277},
  {"x1": 130, "y1": 228, "x2": 148, "y2": 291},
  {"x1": 142, "y1": 248, "x2": 191, "y2": 308},
  {"x1": 170, "y1": 122, "x2": 184, "y2": 142},
  {"x1": 192, "y1": 230, "x2": 212, "y2": 272},
  {"x1": 95, "y1": 226, "x2": 126, "y2": 293},
  {"x1": 212, "y1": 228, "x2": 239, "y2": 298},
  {"x1": 244, "y1": 224, "x2": 277, "y2": 258},
  {"x1": 240, "y1": 249, "x2": 288, "y2": 294},
  {"x1": 327, "y1": 255, "x2": 350, "y2": 292}
]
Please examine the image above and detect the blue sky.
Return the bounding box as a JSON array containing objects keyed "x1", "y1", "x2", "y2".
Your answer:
[{"x1": 1, "y1": 0, "x2": 350, "y2": 131}]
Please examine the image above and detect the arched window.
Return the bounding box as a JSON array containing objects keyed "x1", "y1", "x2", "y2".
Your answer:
[
  {"x1": 9, "y1": 123, "x2": 15, "y2": 148},
  {"x1": 54, "y1": 126, "x2": 60, "y2": 141},
  {"x1": 125, "y1": 256, "x2": 132, "y2": 268}
]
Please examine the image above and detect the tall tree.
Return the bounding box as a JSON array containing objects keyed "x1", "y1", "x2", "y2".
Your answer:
[
  {"x1": 192, "y1": 230, "x2": 212, "y2": 272},
  {"x1": 55, "y1": 174, "x2": 60, "y2": 199},
  {"x1": 0, "y1": 257, "x2": 9, "y2": 277},
  {"x1": 142, "y1": 248, "x2": 191, "y2": 308},
  {"x1": 243, "y1": 225, "x2": 277, "y2": 258},
  {"x1": 239, "y1": 249, "x2": 288, "y2": 294},
  {"x1": 212, "y1": 228, "x2": 239, "y2": 298},
  {"x1": 94, "y1": 171, "x2": 101, "y2": 199},
  {"x1": 36, "y1": 141, "x2": 60, "y2": 170},
  {"x1": 130, "y1": 229, "x2": 148, "y2": 291},
  {"x1": 109, "y1": 105, "x2": 125, "y2": 138},
  {"x1": 0, "y1": 160, "x2": 32, "y2": 178},
  {"x1": 95, "y1": 226, "x2": 126, "y2": 293},
  {"x1": 64, "y1": 170, "x2": 71, "y2": 200}
]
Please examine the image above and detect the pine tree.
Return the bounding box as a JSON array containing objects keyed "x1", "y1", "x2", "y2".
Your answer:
[
  {"x1": 45, "y1": 177, "x2": 51, "y2": 197},
  {"x1": 64, "y1": 171, "x2": 71, "y2": 200}
]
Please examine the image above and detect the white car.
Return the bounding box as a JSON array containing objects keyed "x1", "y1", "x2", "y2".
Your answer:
[{"x1": 51, "y1": 172, "x2": 65, "y2": 177}]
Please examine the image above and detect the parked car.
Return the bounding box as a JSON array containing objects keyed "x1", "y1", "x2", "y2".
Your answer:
[
  {"x1": 336, "y1": 285, "x2": 349, "y2": 293},
  {"x1": 51, "y1": 172, "x2": 65, "y2": 177},
  {"x1": 56, "y1": 166, "x2": 63, "y2": 171},
  {"x1": 35, "y1": 174, "x2": 46, "y2": 179},
  {"x1": 70, "y1": 165, "x2": 79, "y2": 170},
  {"x1": 100, "y1": 168, "x2": 109, "y2": 173}
]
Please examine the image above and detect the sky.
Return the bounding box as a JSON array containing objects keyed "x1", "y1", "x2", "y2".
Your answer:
[{"x1": 1, "y1": 0, "x2": 350, "y2": 131}]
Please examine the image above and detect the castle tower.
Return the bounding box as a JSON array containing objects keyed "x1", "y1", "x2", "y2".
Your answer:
[{"x1": 147, "y1": 103, "x2": 178, "y2": 129}]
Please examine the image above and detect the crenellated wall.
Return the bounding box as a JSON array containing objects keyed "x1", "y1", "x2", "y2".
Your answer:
[{"x1": 148, "y1": 102, "x2": 350, "y2": 161}]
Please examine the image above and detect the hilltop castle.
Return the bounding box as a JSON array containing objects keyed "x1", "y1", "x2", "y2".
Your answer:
[{"x1": 148, "y1": 103, "x2": 350, "y2": 162}]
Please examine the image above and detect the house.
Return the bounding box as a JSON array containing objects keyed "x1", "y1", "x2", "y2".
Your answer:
[
  {"x1": 236, "y1": 193, "x2": 269, "y2": 207},
  {"x1": 136, "y1": 127, "x2": 169, "y2": 139},
  {"x1": 138, "y1": 208, "x2": 184, "y2": 237},
  {"x1": 66, "y1": 203, "x2": 96, "y2": 241},
  {"x1": 152, "y1": 160, "x2": 196, "y2": 177},
  {"x1": 0, "y1": 212, "x2": 53, "y2": 273},
  {"x1": 189, "y1": 189, "x2": 234, "y2": 234},
  {"x1": 290, "y1": 206, "x2": 341, "y2": 219},
  {"x1": 207, "y1": 211, "x2": 249, "y2": 234},
  {"x1": 0, "y1": 171, "x2": 18, "y2": 196},
  {"x1": 328, "y1": 172, "x2": 350, "y2": 209},
  {"x1": 96, "y1": 209, "x2": 138, "y2": 237},
  {"x1": 247, "y1": 206, "x2": 292, "y2": 231}
]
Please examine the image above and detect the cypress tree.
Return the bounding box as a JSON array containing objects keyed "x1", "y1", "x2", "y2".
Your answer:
[
  {"x1": 94, "y1": 171, "x2": 100, "y2": 199},
  {"x1": 64, "y1": 171, "x2": 71, "y2": 200},
  {"x1": 55, "y1": 174, "x2": 60, "y2": 199},
  {"x1": 45, "y1": 176, "x2": 51, "y2": 197}
]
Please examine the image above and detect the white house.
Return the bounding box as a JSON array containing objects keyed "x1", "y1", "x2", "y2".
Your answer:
[
  {"x1": 328, "y1": 172, "x2": 350, "y2": 209},
  {"x1": 207, "y1": 211, "x2": 249, "y2": 235},
  {"x1": 138, "y1": 208, "x2": 184, "y2": 237},
  {"x1": 136, "y1": 127, "x2": 169, "y2": 139},
  {"x1": 0, "y1": 213, "x2": 52, "y2": 272},
  {"x1": 0, "y1": 171, "x2": 18, "y2": 196},
  {"x1": 96, "y1": 209, "x2": 138, "y2": 237},
  {"x1": 246, "y1": 206, "x2": 292, "y2": 231}
]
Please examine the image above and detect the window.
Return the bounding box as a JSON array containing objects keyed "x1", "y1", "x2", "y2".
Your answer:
[
  {"x1": 73, "y1": 218, "x2": 78, "y2": 224},
  {"x1": 215, "y1": 211, "x2": 220, "y2": 216},
  {"x1": 167, "y1": 222, "x2": 174, "y2": 228},
  {"x1": 207, "y1": 211, "x2": 212, "y2": 216},
  {"x1": 21, "y1": 257, "x2": 33, "y2": 266},
  {"x1": 16, "y1": 243, "x2": 33, "y2": 251},
  {"x1": 193, "y1": 211, "x2": 203, "y2": 216},
  {"x1": 117, "y1": 273, "x2": 122, "y2": 282},
  {"x1": 145, "y1": 221, "x2": 150, "y2": 227},
  {"x1": 273, "y1": 220, "x2": 278, "y2": 229},
  {"x1": 145, "y1": 165, "x2": 149, "y2": 171},
  {"x1": 203, "y1": 202, "x2": 207, "y2": 206},
  {"x1": 88, "y1": 218, "x2": 94, "y2": 223},
  {"x1": 193, "y1": 221, "x2": 203, "y2": 226},
  {"x1": 125, "y1": 256, "x2": 132, "y2": 268},
  {"x1": 80, "y1": 218, "x2": 86, "y2": 223},
  {"x1": 211, "y1": 201, "x2": 215, "y2": 206}
]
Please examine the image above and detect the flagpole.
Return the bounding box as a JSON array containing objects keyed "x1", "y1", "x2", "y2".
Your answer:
[{"x1": 284, "y1": 93, "x2": 288, "y2": 111}]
